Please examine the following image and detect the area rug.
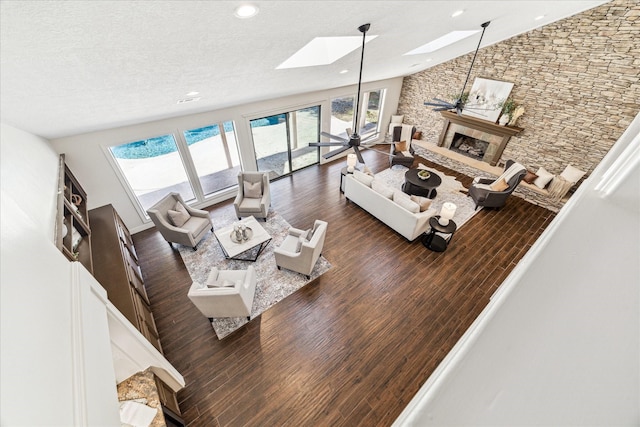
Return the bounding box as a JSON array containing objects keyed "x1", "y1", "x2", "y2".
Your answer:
[
  {"x1": 375, "y1": 164, "x2": 480, "y2": 229},
  {"x1": 178, "y1": 210, "x2": 331, "y2": 339}
]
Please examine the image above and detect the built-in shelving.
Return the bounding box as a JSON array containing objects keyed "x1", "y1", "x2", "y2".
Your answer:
[{"x1": 56, "y1": 154, "x2": 93, "y2": 274}]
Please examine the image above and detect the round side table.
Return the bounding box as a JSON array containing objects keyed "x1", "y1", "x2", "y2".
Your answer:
[
  {"x1": 340, "y1": 166, "x2": 360, "y2": 193},
  {"x1": 422, "y1": 215, "x2": 457, "y2": 252}
]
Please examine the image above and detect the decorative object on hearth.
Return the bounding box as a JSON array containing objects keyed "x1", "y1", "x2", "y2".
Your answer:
[
  {"x1": 438, "y1": 202, "x2": 457, "y2": 226},
  {"x1": 424, "y1": 21, "x2": 491, "y2": 115},
  {"x1": 499, "y1": 115, "x2": 510, "y2": 126},
  {"x1": 547, "y1": 164, "x2": 586, "y2": 201},
  {"x1": 178, "y1": 210, "x2": 331, "y2": 340},
  {"x1": 347, "y1": 153, "x2": 357, "y2": 172}
]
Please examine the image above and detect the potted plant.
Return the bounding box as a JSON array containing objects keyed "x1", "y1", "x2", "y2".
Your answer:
[{"x1": 498, "y1": 98, "x2": 517, "y2": 125}]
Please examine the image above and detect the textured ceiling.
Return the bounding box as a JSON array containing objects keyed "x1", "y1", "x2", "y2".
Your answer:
[{"x1": 0, "y1": 1, "x2": 608, "y2": 139}]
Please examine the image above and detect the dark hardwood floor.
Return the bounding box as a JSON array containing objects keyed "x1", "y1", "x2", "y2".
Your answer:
[{"x1": 133, "y1": 149, "x2": 555, "y2": 426}]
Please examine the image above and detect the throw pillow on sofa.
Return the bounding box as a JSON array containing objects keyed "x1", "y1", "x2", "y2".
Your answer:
[
  {"x1": 371, "y1": 180, "x2": 394, "y2": 199},
  {"x1": 410, "y1": 195, "x2": 432, "y2": 212},
  {"x1": 353, "y1": 170, "x2": 374, "y2": 187},
  {"x1": 393, "y1": 190, "x2": 420, "y2": 213}
]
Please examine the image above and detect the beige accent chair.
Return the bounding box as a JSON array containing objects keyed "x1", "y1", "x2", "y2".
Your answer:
[
  {"x1": 146, "y1": 192, "x2": 213, "y2": 250},
  {"x1": 234, "y1": 171, "x2": 271, "y2": 221},
  {"x1": 187, "y1": 266, "x2": 257, "y2": 321},
  {"x1": 274, "y1": 220, "x2": 328, "y2": 279}
]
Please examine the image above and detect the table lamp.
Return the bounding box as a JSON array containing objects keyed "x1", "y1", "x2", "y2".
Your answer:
[
  {"x1": 347, "y1": 153, "x2": 357, "y2": 173},
  {"x1": 438, "y1": 202, "x2": 457, "y2": 226}
]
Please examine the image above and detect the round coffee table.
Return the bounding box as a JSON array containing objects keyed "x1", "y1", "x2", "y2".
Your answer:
[{"x1": 403, "y1": 168, "x2": 442, "y2": 199}]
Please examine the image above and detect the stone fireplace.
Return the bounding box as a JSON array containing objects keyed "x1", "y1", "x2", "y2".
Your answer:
[{"x1": 437, "y1": 111, "x2": 523, "y2": 166}]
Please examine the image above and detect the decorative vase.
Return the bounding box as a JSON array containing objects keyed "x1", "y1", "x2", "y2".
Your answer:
[{"x1": 498, "y1": 114, "x2": 510, "y2": 126}]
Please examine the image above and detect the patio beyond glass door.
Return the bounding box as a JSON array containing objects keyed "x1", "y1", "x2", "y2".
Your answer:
[
  {"x1": 251, "y1": 106, "x2": 320, "y2": 179},
  {"x1": 183, "y1": 121, "x2": 240, "y2": 197},
  {"x1": 109, "y1": 134, "x2": 195, "y2": 211}
]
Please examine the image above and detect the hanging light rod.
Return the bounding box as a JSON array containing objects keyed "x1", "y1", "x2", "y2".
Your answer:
[{"x1": 423, "y1": 21, "x2": 491, "y2": 115}]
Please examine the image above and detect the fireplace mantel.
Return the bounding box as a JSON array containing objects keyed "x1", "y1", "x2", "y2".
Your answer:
[{"x1": 438, "y1": 111, "x2": 523, "y2": 166}]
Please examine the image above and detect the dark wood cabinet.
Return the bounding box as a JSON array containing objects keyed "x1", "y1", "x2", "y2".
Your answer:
[
  {"x1": 155, "y1": 376, "x2": 182, "y2": 419},
  {"x1": 89, "y1": 204, "x2": 162, "y2": 353},
  {"x1": 56, "y1": 154, "x2": 93, "y2": 273}
]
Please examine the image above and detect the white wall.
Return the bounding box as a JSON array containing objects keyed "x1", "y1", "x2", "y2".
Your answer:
[
  {"x1": 0, "y1": 124, "x2": 60, "y2": 241},
  {"x1": 50, "y1": 78, "x2": 404, "y2": 233},
  {"x1": 394, "y1": 114, "x2": 640, "y2": 425},
  {"x1": 0, "y1": 123, "x2": 184, "y2": 425}
]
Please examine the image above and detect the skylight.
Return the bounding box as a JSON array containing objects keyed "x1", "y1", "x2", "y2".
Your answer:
[
  {"x1": 276, "y1": 35, "x2": 377, "y2": 69},
  {"x1": 404, "y1": 30, "x2": 480, "y2": 55}
]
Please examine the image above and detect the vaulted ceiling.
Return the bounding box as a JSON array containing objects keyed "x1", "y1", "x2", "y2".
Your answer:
[{"x1": 0, "y1": 1, "x2": 608, "y2": 139}]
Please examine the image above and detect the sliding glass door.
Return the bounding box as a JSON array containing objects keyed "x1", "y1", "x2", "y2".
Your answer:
[{"x1": 251, "y1": 106, "x2": 320, "y2": 179}]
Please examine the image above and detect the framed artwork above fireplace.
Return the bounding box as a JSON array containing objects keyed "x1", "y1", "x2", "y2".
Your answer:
[{"x1": 461, "y1": 77, "x2": 514, "y2": 123}]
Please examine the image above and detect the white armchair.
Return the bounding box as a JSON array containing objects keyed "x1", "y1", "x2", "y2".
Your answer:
[
  {"x1": 147, "y1": 192, "x2": 213, "y2": 250},
  {"x1": 187, "y1": 266, "x2": 257, "y2": 320},
  {"x1": 234, "y1": 171, "x2": 271, "y2": 221},
  {"x1": 274, "y1": 220, "x2": 327, "y2": 279}
]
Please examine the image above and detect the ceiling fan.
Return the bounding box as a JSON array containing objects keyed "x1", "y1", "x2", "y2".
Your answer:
[
  {"x1": 424, "y1": 21, "x2": 491, "y2": 114},
  {"x1": 309, "y1": 23, "x2": 382, "y2": 164}
]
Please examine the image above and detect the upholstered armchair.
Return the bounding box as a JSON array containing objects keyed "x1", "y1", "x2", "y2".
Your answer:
[
  {"x1": 187, "y1": 266, "x2": 257, "y2": 320},
  {"x1": 234, "y1": 171, "x2": 271, "y2": 221},
  {"x1": 468, "y1": 160, "x2": 527, "y2": 210},
  {"x1": 274, "y1": 220, "x2": 327, "y2": 279},
  {"x1": 147, "y1": 192, "x2": 213, "y2": 250},
  {"x1": 389, "y1": 124, "x2": 416, "y2": 168}
]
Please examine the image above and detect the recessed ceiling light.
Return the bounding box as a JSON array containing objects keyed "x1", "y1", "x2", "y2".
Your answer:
[
  {"x1": 276, "y1": 35, "x2": 377, "y2": 69},
  {"x1": 404, "y1": 30, "x2": 480, "y2": 55},
  {"x1": 535, "y1": 15, "x2": 546, "y2": 21},
  {"x1": 234, "y1": 4, "x2": 259, "y2": 19},
  {"x1": 186, "y1": 91, "x2": 199, "y2": 97},
  {"x1": 340, "y1": 69, "x2": 349, "y2": 74},
  {"x1": 451, "y1": 10, "x2": 464, "y2": 18},
  {"x1": 177, "y1": 97, "x2": 200, "y2": 104}
]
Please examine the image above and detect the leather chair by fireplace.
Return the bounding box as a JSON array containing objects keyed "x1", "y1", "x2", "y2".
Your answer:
[
  {"x1": 468, "y1": 160, "x2": 526, "y2": 210},
  {"x1": 389, "y1": 124, "x2": 416, "y2": 168}
]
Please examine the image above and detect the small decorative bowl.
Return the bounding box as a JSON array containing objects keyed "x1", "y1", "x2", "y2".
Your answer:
[{"x1": 417, "y1": 170, "x2": 431, "y2": 180}]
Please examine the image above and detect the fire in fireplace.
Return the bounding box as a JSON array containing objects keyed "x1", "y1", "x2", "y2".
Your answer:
[{"x1": 451, "y1": 133, "x2": 489, "y2": 160}]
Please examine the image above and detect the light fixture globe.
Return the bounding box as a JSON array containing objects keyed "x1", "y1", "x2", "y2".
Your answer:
[{"x1": 234, "y1": 4, "x2": 259, "y2": 19}]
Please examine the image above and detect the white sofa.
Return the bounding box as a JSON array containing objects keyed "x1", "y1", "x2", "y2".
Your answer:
[{"x1": 343, "y1": 171, "x2": 436, "y2": 241}]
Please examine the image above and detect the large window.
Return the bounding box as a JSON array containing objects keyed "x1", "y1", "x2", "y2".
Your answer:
[
  {"x1": 330, "y1": 89, "x2": 384, "y2": 137},
  {"x1": 250, "y1": 106, "x2": 320, "y2": 179},
  {"x1": 109, "y1": 120, "x2": 239, "y2": 213},
  {"x1": 183, "y1": 122, "x2": 240, "y2": 198},
  {"x1": 110, "y1": 134, "x2": 195, "y2": 211}
]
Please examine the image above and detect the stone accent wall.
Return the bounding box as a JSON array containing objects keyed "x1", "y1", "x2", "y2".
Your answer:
[{"x1": 398, "y1": 0, "x2": 639, "y2": 200}]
